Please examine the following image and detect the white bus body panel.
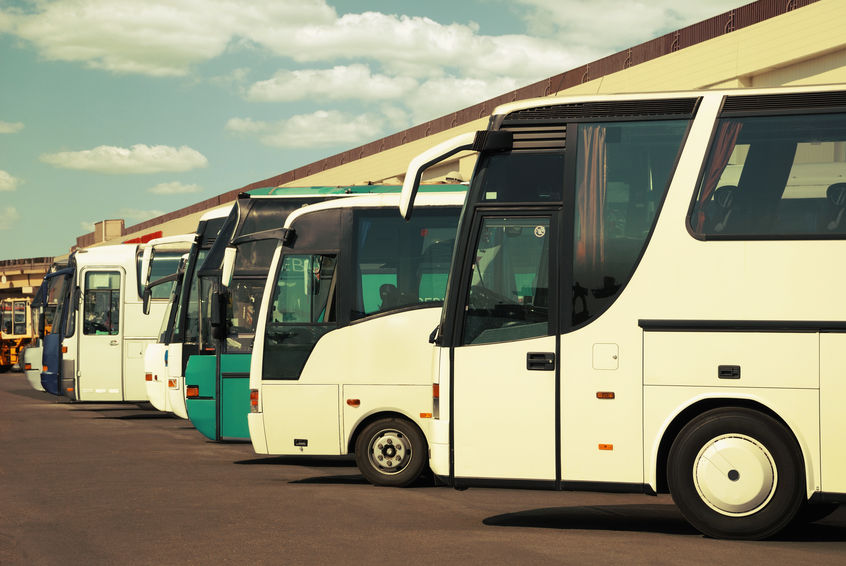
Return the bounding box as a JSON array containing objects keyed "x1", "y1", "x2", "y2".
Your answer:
[
  {"x1": 76, "y1": 266, "x2": 125, "y2": 401},
  {"x1": 144, "y1": 342, "x2": 169, "y2": 412},
  {"x1": 166, "y1": 342, "x2": 188, "y2": 419},
  {"x1": 259, "y1": 308, "x2": 440, "y2": 456},
  {"x1": 453, "y1": 336, "x2": 556, "y2": 480},
  {"x1": 23, "y1": 341, "x2": 43, "y2": 391}
]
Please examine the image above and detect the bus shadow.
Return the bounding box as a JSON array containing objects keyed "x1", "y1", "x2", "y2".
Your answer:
[
  {"x1": 483, "y1": 504, "x2": 698, "y2": 536},
  {"x1": 290, "y1": 474, "x2": 369, "y2": 485},
  {"x1": 484, "y1": 504, "x2": 846, "y2": 541},
  {"x1": 234, "y1": 455, "x2": 356, "y2": 468},
  {"x1": 7, "y1": 387, "x2": 57, "y2": 402}
]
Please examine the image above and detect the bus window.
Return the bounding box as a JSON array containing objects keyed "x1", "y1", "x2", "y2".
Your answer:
[
  {"x1": 572, "y1": 120, "x2": 688, "y2": 326},
  {"x1": 463, "y1": 217, "x2": 551, "y2": 345},
  {"x1": 352, "y1": 209, "x2": 459, "y2": 318},
  {"x1": 262, "y1": 254, "x2": 337, "y2": 380},
  {"x1": 691, "y1": 112, "x2": 846, "y2": 237},
  {"x1": 83, "y1": 272, "x2": 120, "y2": 336},
  {"x1": 13, "y1": 301, "x2": 26, "y2": 335}
]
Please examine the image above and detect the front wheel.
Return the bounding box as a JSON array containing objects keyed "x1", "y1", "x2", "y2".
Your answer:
[
  {"x1": 667, "y1": 408, "x2": 805, "y2": 540},
  {"x1": 355, "y1": 418, "x2": 427, "y2": 487}
]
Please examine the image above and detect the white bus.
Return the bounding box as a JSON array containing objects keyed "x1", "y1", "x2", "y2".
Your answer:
[
  {"x1": 143, "y1": 208, "x2": 231, "y2": 414},
  {"x1": 55, "y1": 237, "x2": 191, "y2": 402},
  {"x1": 246, "y1": 192, "x2": 463, "y2": 486},
  {"x1": 399, "y1": 85, "x2": 846, "y2": 539}
]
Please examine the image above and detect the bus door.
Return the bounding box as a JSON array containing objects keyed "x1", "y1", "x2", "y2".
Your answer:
[
  {"x1": 450, "y1": 211, "x2": 560, "y2": 483},
  {"x1": 78, "y1": 269, "x2": 124, "y2": 401},
  {"x1": 41, "y1": 268, "x2": 74, "y2": 395}
]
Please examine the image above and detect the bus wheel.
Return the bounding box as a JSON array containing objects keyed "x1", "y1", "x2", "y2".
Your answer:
[
  {"x1": 667, "y1": 407, "x2": 804, "y2": 540},
  {"x1": 355, "y1": 418, "x2": 426, "y2": 487},
  {"x1": 0, "y1": 364, "x2": 12, "y2": 373},
  {"x1": 792, "y1": 502, "x2": 840, "y2": 524}
]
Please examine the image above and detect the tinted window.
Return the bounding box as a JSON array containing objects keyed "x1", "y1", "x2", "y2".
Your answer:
[
  {"x1": 474, "y1": 152, "x2": 564, "y2": 203},
  {"x1": 691, "y1": 113, "x2": 846, "y2": 238},
  {"x1": 351, "y1": 208, "x2": 459, "y2": 319},
  {"x1": 83, "y1": 271, "x2": 120, "y2": 335},
  {"x1": 463, "y1": 217, "x2": 551, "y2": 345},
  {"x1": 262, "y1": 254, "x2": 337, "y2": 380},
  {"x1": 147, "y1": 251, "x2": 184, "y2": 299},
  {"x1": 13, "y1": 301, "x2": 26, "y2": 335},
  {"x1": 572, "y1": 120, "x2": 688, "y2": 325}
]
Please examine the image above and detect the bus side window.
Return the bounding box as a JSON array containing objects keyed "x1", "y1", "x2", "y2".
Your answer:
[
  {"x1": 691, "y1": 112, "x2": 846, "y2": 238},
  {"x1": 83, "y1": 272, "x2": 120, "y2": 336}
]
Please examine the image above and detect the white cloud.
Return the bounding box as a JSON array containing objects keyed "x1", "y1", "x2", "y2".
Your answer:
[
  {"x1": 0, "y1": 121, "x2": 24, "y2": 134},
  {"x1": 118, "y1": 207, "x2": 165, "y2": 222},
  {"x1": 511, "y1": 1, "x2": 745, "y2": 52},
  {"x1": 405, "y1": 76, "x2": 522, "y2": 123},
  {"x1": 0, "y1": 0, "x2": 336, "y2": 76},
  {"x1": 259, "y1": 11, "x2": 576, "y2": 82},
  {"x1": 40, "y1": 144, "x2": 208, "y2": 174},
  {"x1": 247, "y1": 64, "x2": 417, "y2": 102},
  {"x1": 0, "y1": 2, "x2": 576, "y2": 83},
  {"x1": 0, "y1": 206, "x2": 20, "y2": 230},
  {"x1": 148, "y1": 181, "x2": 202, "y2": 195},
  {"x1": 80, "y1": 220, "x2": 96, "y2": 232},
  {"x1": 0, "y1": 170, "x2": 20, "y2": 191},
  {"x1": 227, "y1": 110, "x2": 389, "y2": 149}
]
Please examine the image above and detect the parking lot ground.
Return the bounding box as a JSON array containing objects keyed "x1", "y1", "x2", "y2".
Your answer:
[{"x1": 2, "y1": 370, "x2": 846, "y2": 565}]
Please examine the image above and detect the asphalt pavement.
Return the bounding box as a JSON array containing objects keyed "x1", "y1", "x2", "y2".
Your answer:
[{"x1": 2, "y1": 370, "x2": 846, "y2": 565}]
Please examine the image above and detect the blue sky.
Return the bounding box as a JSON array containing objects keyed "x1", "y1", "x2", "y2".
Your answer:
[{"x1": 0, "y1": 0, "x2": 742, "y2": 259}]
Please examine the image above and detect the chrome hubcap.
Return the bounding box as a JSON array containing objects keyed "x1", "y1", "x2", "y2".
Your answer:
[{"x1": 367, "y1": 429, "x2": 411, "y2": 475}]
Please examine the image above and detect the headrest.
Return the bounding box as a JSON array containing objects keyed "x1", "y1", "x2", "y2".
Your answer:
[
  {"x1": 827, "y1": 183, "x2": 846, "y2": 207},
  {"x1": 712, "y1": 185, "x2": 737, "y2": 208}
]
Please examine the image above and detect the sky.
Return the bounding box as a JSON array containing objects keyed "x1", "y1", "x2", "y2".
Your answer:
[{"x1": 0, "y1": 0, "x2": 744, "y2": 260}]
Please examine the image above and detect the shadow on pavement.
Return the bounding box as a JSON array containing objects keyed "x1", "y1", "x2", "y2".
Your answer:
[
  {"x1": 484, "y1": 503, "x2": 846, "y2": 540},
  {"x1": 234, "y1": 455, "x2": 356, "y2": 467},
  {"x1": 484, "y1": 504, "x2": 698, "y2": 536},
  {"x1": 6, "y1": 387, "x2": 58, "y2": 402},
  {"x1": 290, "y1": 474, "x2": 369, "y2": 485}
]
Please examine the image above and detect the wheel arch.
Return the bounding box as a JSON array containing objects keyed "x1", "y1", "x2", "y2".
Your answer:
[
  {"x1": 652, "y1": 397, "x2": 809, "y2": 496},
  {"x1": 347, "y1": 410, "x2": 427, "y2": 455}
]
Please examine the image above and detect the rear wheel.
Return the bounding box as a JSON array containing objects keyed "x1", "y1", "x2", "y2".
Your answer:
[
  {"x1": 667, "y1": 408, "x2": 805, "y2": 539},
  {"x1": 0, "y1": 364, "x2": 12, "y2": 373},
  {"x1": 355, "y1": 417, "x2": 426, "y2": 487},
  {"x1": 792, "y1": 502, "x2": 839, "y2": 524}
]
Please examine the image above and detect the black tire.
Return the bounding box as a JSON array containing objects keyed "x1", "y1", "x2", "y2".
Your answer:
[
  {"x1": 0, "y1": 364, "x2": 12, "y2": 373},
  {"x1": 667, "y1": 407, "x2": 805, "y2": 540},
  {"x1": 792, "y1": 502, "x2": 840, "y2": 524},
  {"x1": 354, "y1": 417, "x2": 427, "y2": 487}
]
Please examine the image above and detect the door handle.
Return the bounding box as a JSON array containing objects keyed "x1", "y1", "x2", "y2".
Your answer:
[
  {"x1": 527, "y1": 352, "x2": 555, "y2": 371},
  {"x1": 109, "y1": 339, "x2": 119, "y2": 346}
]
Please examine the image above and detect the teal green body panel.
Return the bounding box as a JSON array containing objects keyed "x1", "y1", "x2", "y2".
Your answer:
[
  {"x1": 219, "y1": 353, "x2": 251, "y2": 439},
  {"x1": 185, "y1": 355, "x2": 218, "y2": 440}
]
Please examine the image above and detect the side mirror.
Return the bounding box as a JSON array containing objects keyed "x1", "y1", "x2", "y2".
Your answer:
[
  {"x1": 142, "y1": 286, "x2": 152, "y2": 315},
  {"x1": 220, "y1": 246, "x2": 237, "y2": 290},
  {"x1": 38, "y1": 311, "x2": 46, "y2": 336},
  {"x1": 210, "y1": 288, "x2": 229, "y2": 340}
]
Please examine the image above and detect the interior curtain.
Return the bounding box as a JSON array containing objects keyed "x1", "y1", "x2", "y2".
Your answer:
[
  {"x1": 575, "y1": 125, "x2": 607, "y2": 272},
  {"x1": 696, "y1": 120, "x2": 743, "y2": 230}
]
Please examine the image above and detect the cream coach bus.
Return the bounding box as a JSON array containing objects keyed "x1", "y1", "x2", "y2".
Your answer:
[
  {"x1": 399, "y1": 85, "x2": 846, "y2": 539},
  {"x1": 245, "y1": 191, "x2": 463, "y2": 486}
]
